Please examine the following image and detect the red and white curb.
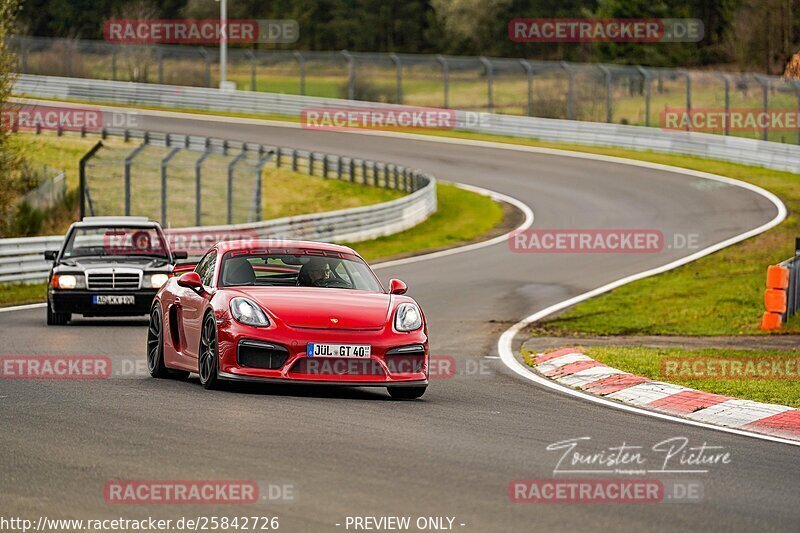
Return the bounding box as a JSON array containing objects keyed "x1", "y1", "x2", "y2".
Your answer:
[{"x1": 530, "y1": 348, "x2": 800, "y2": 441}]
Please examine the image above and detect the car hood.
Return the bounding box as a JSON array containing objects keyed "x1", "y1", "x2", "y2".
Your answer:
[
  {"x1": 59, "y1": 256, "x2": 170, "y2": 270},
  {"x1": 230, "y1": 287, "x2": 392, "y2": 330}
]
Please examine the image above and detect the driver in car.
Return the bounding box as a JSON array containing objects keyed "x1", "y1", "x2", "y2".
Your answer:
[{"x1": 298, "y1": 258, "x2": 333, "y2": 287}]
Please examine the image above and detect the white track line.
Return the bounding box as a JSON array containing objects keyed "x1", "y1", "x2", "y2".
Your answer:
[{"x1": 10, "y1": 99, "x2": 796, "y2": 446}]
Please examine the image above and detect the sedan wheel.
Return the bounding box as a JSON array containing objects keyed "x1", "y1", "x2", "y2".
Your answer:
[{"x1": 198, "y1": 313, "x2": 221, "y2": 389}]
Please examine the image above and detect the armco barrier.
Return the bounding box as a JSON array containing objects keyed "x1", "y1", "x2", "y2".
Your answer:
[{"x1": 14, "y1": 74, "x2": 800, "y2": 175}]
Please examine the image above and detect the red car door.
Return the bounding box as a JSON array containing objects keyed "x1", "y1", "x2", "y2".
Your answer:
[{"x1": 178, "y1": 251, "x2": 216, "y2": 362}]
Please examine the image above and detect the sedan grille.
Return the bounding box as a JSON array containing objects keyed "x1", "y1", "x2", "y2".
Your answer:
[{"x1": 86, "y1": 269, "x2": 142, "y2": 290}]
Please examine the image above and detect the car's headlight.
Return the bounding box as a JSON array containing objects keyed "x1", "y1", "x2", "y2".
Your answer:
[
  {"x1": 52, "y1": 274, "x2": 83, "y2": 289},
  {"x1": 395, "y1": 303, "x2": 422, "y2": 332},
  {"x1": 230, "y1": 297, "x2": 271, "y2": 327},
  {"x1": 148, "y1": 274, "x2": 170, "y2": 288}
]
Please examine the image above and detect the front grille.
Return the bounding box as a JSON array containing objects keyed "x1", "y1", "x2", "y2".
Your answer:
[
  {"x1": 86, "y1": 270, "x2": 142, "y2": 290},
  {"x1": 289, "y1": 358, "x2": 385, "y2": 376},
  {"x1": 237, "y1": 340, "x2": 290, "y2": 370}
]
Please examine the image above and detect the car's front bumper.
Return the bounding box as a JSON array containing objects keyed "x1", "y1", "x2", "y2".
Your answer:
[
  {"x1": 217, "y1": 322, "x2": 429, "y2": 386},
  {"x1": 48, "y1": 289, "x2": 158, "y2": 316}
]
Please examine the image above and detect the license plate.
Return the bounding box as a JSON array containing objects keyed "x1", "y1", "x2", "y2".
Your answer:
[
  {"x1": 93, "y1": 295, "x2": 135, "y2": 305},
  {"x1": 307, "y1": 343, "x2": 371, "y2": 358}
]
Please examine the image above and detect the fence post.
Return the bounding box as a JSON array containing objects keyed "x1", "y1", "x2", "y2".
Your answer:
[
  {"x1": 291, "y1": 149, "x2": 298, "y2": 171},
  {"x1": 308, "y1": 152, "x2": 315, "y2": 175},
  {"x1": 717, "y1": 73, "x2": 731, "y2": 136},
  {"x1": 227, "y1": 148, "x2": 248, "y2": 224},
  {"x1": 519, "y1": 59, "x2": 533, "y2": 116},
  {"x1": 792, "y1": 80, "x2": 800, "y2": 145},
  {"x1": 479, "y1": 57, "x2": 494, "y2": 113},
  {"x1": 199, "y1": 47, "x2": 211, "y2": 87},
  {"x1": 436, "y1": 55, "x2": 449, "y2": 108},
  {"x1": 111, "y1": 50, "x2": 117, "y2": 80},
  {"x1": 157, "y1": 47, "x2": 164, "y2": 84},
  {"x1": 755, "y1": 75, "x2": 770, "y2": 141},
  {"x1": 678, "y1": 69, "x2": 692, "y2": 131},
  {"x1": 349, "y1": 159, "x2": 355, "y2": 182},
  {"x1": 254, "y1": 150, "x2": 274, "y2": 222},
  {"x1": 389, "y1": 53, "x2": 403, "y2": 104},
  {"x1": 559, "y1": 61, "x2": 574, "y2": 120},
  {"x1": 160, "y1": 147, "x2": 181, "y2": 225},
  {"x1": 124, "y1": 144, "x2": 148, "y2": 216},
  {"x1": 79, "y1": 141, "x2": 104, "y2": 220},
  {"x1": 360, "y1": 160, "x2": 366, "y2": 184},
  {"x1": 342, "y1": 50, "x2": 355, "y2": 100},
  {"x1": 245, "y1": 49, "x2": 256, "y2": 91},
  {"x1": 294, "y1": 51, "x2": 305, "y2": 95},
  {"x1": 636, "y1": 66, "x2": 651, "y2": 127},
  {"x1": 195, "y1": 145, "x2": 211, "y2": 226},
  {"x1": 597, "y1": 64, "x2": 613, "y2": 123}
]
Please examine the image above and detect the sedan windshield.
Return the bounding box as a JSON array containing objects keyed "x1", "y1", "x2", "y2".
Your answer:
[
  {"x1": 220, "y1": 252, "x2": 383, "y2": 292},
  {"x1": 62, "y1": 227, "x2": 169, "y2": 259}
]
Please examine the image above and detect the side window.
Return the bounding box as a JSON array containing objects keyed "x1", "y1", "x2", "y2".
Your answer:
[
  {"x1": 202, "y1": 254, "x2": 217, "y2": 287},
  {"x1": 194, "y1": 252, "x2": 214, "y2": 284}
]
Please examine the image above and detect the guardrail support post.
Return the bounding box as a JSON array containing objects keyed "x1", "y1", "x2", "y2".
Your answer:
[
  {"x1": 342, "y1": 50, "x2": 355, "y2": 100},
  {"x1": 294, "y1": 51, "x2": 305, "y2": 95},
  {"x1": 479, "y1": 57, "x2": 494, "y2": 113},
  {"x1": 436, "y1": 55, "x2": 449, "y2": 108},
  {"x1": 160, "y1": 147, "x2": 181, "y2": 225},
  {"x1": 389, "y1": 53, "x2": 402, "y2": 104},
  {"x1": 560, "y1": 61, "x2": 574, "y2": 120},
  {"x1": 79, "y1": 141, "x2": 104, "y2": 220},
  {"x1": 199, "y1": 47, "x2": 211, "y2": 87}
]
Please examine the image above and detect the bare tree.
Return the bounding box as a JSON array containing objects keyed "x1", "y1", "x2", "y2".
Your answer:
[{"x1": 115, "y1": 0, "x2": 159, "y2": 82}]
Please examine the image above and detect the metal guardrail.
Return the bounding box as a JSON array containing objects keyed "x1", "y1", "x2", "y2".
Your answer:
[
  {"x1": 14, "y1": 74, "x2": 800, "y2": 175},
  {"x1": 1, "y1": 116, "x2": 436, "y2": 284}
]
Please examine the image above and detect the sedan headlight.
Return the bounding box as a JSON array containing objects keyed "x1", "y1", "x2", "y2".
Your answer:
[
  {"x1": 148, "y1": 273, "x2": 170, "y2": 288},
  {"x1": 230, "y1": 297, "x2": 271, "y2": 327},
  {"x1": 395, "y1": 303, "x2": 422, "y2": 332},
  {"x1": 52, "y1": 274, "x2": 84, "y2": 289}
]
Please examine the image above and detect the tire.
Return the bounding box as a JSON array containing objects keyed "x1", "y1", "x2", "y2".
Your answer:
[
  {"x1": 388, "y1": 386, "x2": 427, "y2": 400},
  {"x1": 198, "y1": 312, "x2": 221, "y2": 390},
  {"x1": 46, "y1": 303, "x2": 70, "y2": 326},
  {"x1": 147, "y1": 305, "x2": 189, "y2": 380}
]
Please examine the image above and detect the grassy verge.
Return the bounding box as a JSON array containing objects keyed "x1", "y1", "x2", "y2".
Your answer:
[
  {"x1": 573, "y1": 346, "x2": 800, "y2": 408},
  {"x1": 16, "y1": 98, "x2": 799, "y2": 335}
]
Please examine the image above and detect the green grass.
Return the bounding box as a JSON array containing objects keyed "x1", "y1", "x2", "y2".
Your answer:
[
  {"x1": 0, "y1": 283, "x2": 47, "y2": 307},
  {"x1": 579, "y1": 346, "x2": 800, "y2": 407},
  {"x1": 351, "y1": 183, "x2": 503, "y2": 261}
]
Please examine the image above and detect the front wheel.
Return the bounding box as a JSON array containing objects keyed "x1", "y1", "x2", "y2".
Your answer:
[
  {"x1": 46, "y1": 303, "x2": 70, "y2": 326},
  {"x1": 388, "y1": 386, "x2": 427, "y2": 400},
  {"x1": 198, "y1": 313, "x2": 221, "y2": 390}
]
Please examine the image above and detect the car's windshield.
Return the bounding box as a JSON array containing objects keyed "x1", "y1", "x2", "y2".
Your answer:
[
  {"x1": 220, "y1": 251, "x2": 383, "y2": 292},
  {"x1": 62, "y1": 226, "x2": 169, "y2": 259}
]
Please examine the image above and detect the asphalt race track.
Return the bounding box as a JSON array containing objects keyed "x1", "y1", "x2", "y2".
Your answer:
[{"x1": 1, "y1": 108, "x2": 797, "y2": 532}]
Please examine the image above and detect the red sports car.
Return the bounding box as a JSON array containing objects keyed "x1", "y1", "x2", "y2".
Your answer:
[{"x1": 147, "y1": 239, "x2": 429, "y2": 399}]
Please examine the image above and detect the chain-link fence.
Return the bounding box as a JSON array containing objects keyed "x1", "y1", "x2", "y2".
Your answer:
[
  {"x1": 19, "y1": 163, "x2": 66, "y2": 211},
  {"x1": 12, "y1": 35, "x2": 800, "y2": 144},
  {"x1": 61, "y1": 129, "x2": 426, "y2": 229}
]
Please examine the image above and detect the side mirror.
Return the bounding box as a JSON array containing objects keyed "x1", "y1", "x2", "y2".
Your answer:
[
  {"x1": 172, "y1": 250, "x2": 189, "y2": 260},
  {"x1": 177, "y1": 272, "x2": 204, "y2": 292},
  {"x1": 389, "y1": 279, "x2": 407, "y2": 295},
  {"x1": 44, "y1": 250, "x2": 57, "y2": 261}
]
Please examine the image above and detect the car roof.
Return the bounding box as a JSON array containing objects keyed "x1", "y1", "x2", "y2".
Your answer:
[
  {"x1": 72, "y1": 216, "x2": 160, "y2": 229},
  {"x1": 215, "y1": 239, "x2": 359, "y2": 257}
]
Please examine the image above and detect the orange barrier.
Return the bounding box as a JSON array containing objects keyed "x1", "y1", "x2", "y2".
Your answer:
[{"x1": 761, "y1": 265, "x2": 789, "y2": 330}]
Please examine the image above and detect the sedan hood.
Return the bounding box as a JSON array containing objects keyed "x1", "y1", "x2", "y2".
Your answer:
[
  {"x1": 59, "y1": 256, "x2": 170, "y2": 270},
  {"x1": 231, "y1": 287, "x2": 391, "y2": 330}
]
